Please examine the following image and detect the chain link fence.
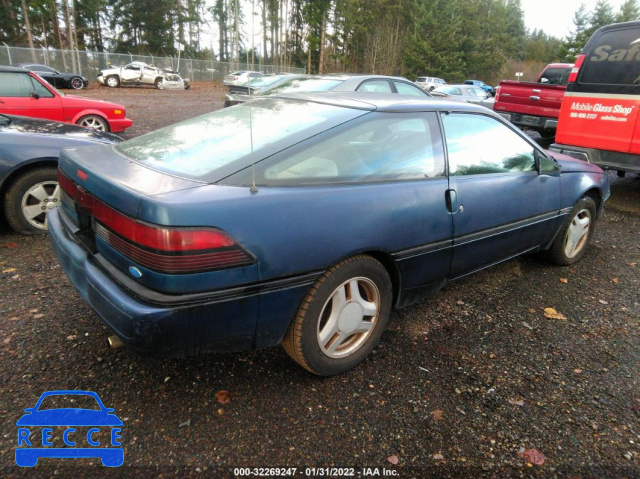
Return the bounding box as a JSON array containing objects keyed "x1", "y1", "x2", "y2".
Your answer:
[{"x1": 0, "y1": 45, "x2": 305, "y2": 82}]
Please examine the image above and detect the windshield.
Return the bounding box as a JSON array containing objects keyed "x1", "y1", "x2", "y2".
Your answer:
[
  {"x1": 115, "y1": 97, "x2": 369, "y2": 182},
  {"x1": 248, "y1": 75, "x2": 290, "y2": 89},
  {"x1": 262, "y1": 77, "x2": 344, "y2": 95}
]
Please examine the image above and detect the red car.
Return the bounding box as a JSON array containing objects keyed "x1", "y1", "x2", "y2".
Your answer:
[{"x1": 0, "y1": 66, "x2": 132, "y2": 133}]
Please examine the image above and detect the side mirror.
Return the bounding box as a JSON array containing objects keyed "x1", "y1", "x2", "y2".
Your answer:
[
  {"x1": 540, "y1": 77, "x2": 549, "y2": 83},
  {"x1": 24, "y1": 408, "x2": 34, "y2": 413},
  {"x1": 29, "y1": 92, "x2": 40, "y2": 99}
]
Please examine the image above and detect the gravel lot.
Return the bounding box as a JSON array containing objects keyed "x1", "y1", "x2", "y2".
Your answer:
[{"x1": 1, "y1": 83, "x2": 639, "y2": 478}]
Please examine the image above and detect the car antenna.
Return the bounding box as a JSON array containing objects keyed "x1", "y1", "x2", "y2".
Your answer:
[{"x1": 248, "y1": 86, "x2": 258, "y2": 193}]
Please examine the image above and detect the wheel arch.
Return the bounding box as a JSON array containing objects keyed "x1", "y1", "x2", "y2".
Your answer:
[
  {"x1": 359, "y1": 250, "x2": 402, "y2": 309},
  {"x1": 71, "y1": 109, "x2": 110, "y2": 126},
  {"x1": 583, "y1": 187, "x2": 602, "y2": 215},
  {"x1": 0, "y1": 158, "x2": 58, "y2": 201}
]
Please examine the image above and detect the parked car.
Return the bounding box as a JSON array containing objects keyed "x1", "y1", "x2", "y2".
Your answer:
[
  {"x1": 0, "y1": 113, "x2": 121, "y2": 234},
  {"x1": 0, "y1": 66, "x2": 133, "y2": 132},
  {"x1": 415, "y1": 76, "x2": 446, "y2": 91},
  {"x1": 223, "y1": 71, "x2": 264, "y2": 86},
  {"x1": 464, "y1": 79, "x2": 495, "y2": 95},
  {"x1": 48, "y1": 92, "x2": 609, "y2": 376},
  {"x1": 97, "y1": 61, "x2": 166, "y2": 89},
  {"x1": 224, "y1": 74, "x2": 430, "y2": 107},
  {"x1": 16, "y1": 63, "x2": 88, "y2": 90},
  {"x1": 431, "y1": 84, "x2": 495, "y2": 109},
  {"x1": 494, "y1": 63, "x2": 573, "y2": 138}
]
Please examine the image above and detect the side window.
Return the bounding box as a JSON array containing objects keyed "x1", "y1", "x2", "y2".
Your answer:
[
  {"x1": 0, "y1": 72, "x2": 36, "y2": 97},
  {"x1": 442, "y1": 113, "x2": 536, "y2": 175},
  {"x1": 29, "y1": 77, "x2": 54, "y2": 97},
  {"x1": 464, "y1": 87, "x2": 476, "y2": 97},
  {"x1": 251, "y1": 113, "x2": 445, "y2": 185},
  {"x1": 357, "y1": 80, "x2": 392, "y2": 93},
  {"x1": 394, "y1": 81, "x2": 426, "y2": 96}
]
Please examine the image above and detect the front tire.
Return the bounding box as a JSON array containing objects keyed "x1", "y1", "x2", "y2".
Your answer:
[
  {"x1": 77, "y1": 114, "x2": 109, "y2": 131},
  {"x1": 106, "y1": 75, "x2": 120, "y2": 88},
  {"x1": 4, "y1": 167, "x2": 59, "y2": 234},
  {"x1": 155, "y1": 77, "x2": 164, "y2": 89},
  {"x1": 282, "y1": 255, "x2": 392, "y2": 376},
  {"x1": 70, "y1": 76, "x2": 84, "y2": 89},
  {"x1": 549, "y1": 196, "x2": 597, "y2": 265}
]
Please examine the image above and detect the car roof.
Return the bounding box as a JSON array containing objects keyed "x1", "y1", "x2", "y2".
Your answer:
[
  {"x1": 273, "y1": 91, "x2": 494, "y2": 114},
  {"x1": 0, "y1": 65, "x2": 30, "y2": 73}
]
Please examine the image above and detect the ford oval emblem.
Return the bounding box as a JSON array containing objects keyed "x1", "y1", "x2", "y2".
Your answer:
[{"x1": 128, "y1": 266, "x2": 143, "y2": 278}]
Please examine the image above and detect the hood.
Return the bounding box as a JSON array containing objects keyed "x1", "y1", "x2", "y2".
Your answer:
[
  {"x1": 548, "y1": 150, "x2": 605, "y2": 174},
  {"x1": 60, "y1": 93, "x2": 126, "y2": 111},
  {"x1": 0, "y1": 114, "x2": 120, "y2": 143}
]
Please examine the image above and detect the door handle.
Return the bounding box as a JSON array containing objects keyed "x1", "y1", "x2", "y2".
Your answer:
[
  {"x1": 445, "y1": 189, "x2": 459, "y2": 214},
  {"x1": 529, "y1": 95, "x2": 540, "y2": 101}
]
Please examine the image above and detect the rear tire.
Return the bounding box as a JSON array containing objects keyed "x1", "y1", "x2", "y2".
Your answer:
[
  {"x1": 548, "y1": 196, "x2": 597, "y2": 265},
  {"x1": 4, "y1": 167, "x2": 59, "y2": 234},
  {"x1": 282, "y1": 255, "x2": 392, "y2": 376}
]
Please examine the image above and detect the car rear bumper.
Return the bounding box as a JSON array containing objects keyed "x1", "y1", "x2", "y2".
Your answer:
[
  {"x1": 497, "y1": 112, "x2": 557, "y2": 131},
  {"x1": 47, "y1": 208, "x2": 311, "y2": 355}
]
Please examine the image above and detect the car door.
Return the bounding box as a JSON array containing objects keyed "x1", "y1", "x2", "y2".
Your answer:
[
  {"x1": 441, "y1": 112, "x2": 562, "y2": 278},
  {"x1": 0, "y1": 72, "x2": 64, "y2": 121},
  {"x1": 120, "y1": 64, "x2": 141, "y2": 82},
  {"x1": 141, "y1": 65, "x2": 157, "y2": 82}
]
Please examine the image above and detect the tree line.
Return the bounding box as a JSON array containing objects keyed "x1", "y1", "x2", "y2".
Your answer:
[{"x1": 1, "y1": 0, "x2": 638, "y2": 83}]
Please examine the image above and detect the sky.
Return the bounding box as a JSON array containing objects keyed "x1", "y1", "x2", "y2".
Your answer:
[{"x1": 521, "y1": 0, "x2": 629, "y2": 38}]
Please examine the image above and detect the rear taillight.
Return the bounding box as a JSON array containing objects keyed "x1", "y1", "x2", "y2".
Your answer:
[
  {"x1": 568, "y1": 54, "x2": 585, "y2": 83},
  {"x1": 494, "y1": 85, "x2": 501, "y2": 102},
  {"x1": 59, "y1": 171, "x2": 254, "y2": 274}
]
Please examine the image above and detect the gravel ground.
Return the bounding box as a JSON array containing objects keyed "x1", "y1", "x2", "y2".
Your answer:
[{"x1": 1, "y1": 83, "x2": 639, "y2": 478}]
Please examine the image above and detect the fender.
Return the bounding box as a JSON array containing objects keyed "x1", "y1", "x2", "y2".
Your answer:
[{"x1": 70, "y1": 109, "x2": 110, "y2": 125}]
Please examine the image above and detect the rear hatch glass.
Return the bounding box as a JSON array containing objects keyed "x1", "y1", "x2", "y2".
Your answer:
[{"x1": 115, "y1": 98, "x2": 368, "y2": 183}]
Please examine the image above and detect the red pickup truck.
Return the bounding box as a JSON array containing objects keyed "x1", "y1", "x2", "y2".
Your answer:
[{"x1": 493, "y1": 63, "x2": 573, "y2": 138}]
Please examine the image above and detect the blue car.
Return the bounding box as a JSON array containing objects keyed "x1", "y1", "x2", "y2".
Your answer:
[
  {"x1": 47, "y1": 92, "x2": 609, "y2": 375},
  {"x1": 16, "y1": 390, "x2": 123, "y2": 467},
  {"x1": 0, "y1": 114, "x2": 121, "y2": 234},
  {"x1": 464, "y1": 79, "x2": 495, "y2": 95}
]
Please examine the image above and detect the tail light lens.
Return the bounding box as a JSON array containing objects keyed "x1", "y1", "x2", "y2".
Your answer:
[
  {"x1": 568, "y1": 54, "x2": 585, "y2": 83},
  {"x1": 494, "y1": 85, "x2": 501, "y2": 102},
  {"x1": 59, "y1": 171, "x2": 254, "y2": 274}
]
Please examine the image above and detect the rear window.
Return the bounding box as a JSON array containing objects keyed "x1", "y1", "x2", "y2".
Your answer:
[
  {"x1": 580, "y1": 25, "x2": 640, "y2": 86},
  {"x1": 115, "y1": 98, "x2": 369, "y2": 182},
  {"x1": 539, "y1": 67, "x2": 571, "y2": 85}
]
